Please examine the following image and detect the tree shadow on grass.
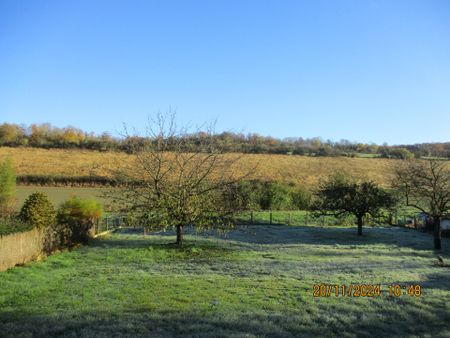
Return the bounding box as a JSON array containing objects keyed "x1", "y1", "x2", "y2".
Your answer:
[
  {"x1": 1, "y1": 299, "x2": 450, "y2": 338},
  {"x1": 90, "y1": 238, "x2": 154, "y2": 249},
  {"x1": 90, "y1": 232, "x2": 235, "y2": 260},
  {"x1": 191, "y1": 224, "x2": 450, "y2": 253},
  {"x1": 403, "y1": 270, "x2": 450, "y2": 291},
  {"x1": 93, "y1": 225, "x2": 450, "y2": 258}
]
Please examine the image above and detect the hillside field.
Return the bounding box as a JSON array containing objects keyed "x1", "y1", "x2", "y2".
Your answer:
[
  {"x1": 15, "y1": 186, "x2": 108, "y2": 209},
  {"x1": 1, "y1": 147, "x2": 397, "y2": 188},
  {"x1": 1, "y1": 225, "x2": 449, "y2": 337}
]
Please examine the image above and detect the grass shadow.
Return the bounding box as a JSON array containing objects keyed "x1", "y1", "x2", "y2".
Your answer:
[
  {"x1": 99, "y1": 225, "x2": 450, "y2": 257},
  {"x1": 192, "y1": 224, "x2": 450, "y2": 252},
  {"x1": 1, "y1": 301, "x2": 450, "y2": 338}
]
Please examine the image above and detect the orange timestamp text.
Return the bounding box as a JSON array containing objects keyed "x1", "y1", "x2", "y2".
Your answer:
[{"x1": 313, "y1": 284, "x2": 422, "y2": 297}]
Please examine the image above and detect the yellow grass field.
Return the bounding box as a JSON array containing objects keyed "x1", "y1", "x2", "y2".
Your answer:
[{"x1": 0, "y1": 147, "x2": 398, "y2": 188}]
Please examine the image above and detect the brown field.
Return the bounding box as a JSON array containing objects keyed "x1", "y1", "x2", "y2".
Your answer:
[{"x1": 0, "y1": 147, "x2": 399, "y2": 188}]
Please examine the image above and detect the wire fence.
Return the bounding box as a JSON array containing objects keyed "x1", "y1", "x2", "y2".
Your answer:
[
  {"x1": 93, "y1": 215, "x2": 128, "y2": 234},
  {"x1": 234, "y1": 211, "x2": 422, "y2": 227},
  {"x1": 94, "y1": 211, "x2": 425, "y2": 236}
]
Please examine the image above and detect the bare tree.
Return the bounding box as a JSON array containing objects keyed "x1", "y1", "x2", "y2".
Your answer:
[
  {"x1": 393, "y1": 159, "x2": 450, "y2": 250},
  {"x1": 110, "y1": 112, "x2": 249, "y2": 245}
]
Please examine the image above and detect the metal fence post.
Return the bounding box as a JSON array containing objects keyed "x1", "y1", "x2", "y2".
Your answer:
[{"x1": 270, "y1": 211, "x2": 272, "y2": 225}]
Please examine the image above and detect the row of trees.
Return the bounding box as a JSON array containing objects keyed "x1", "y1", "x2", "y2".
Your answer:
[
  {"x1": 0, "y1": 123, "x2": 117, "y2": 151},
  {"x1": 111, "y1": 114, "x2": 449, "y2": 249},
  {"x1": 1, "y1": 122, "x2": 449, "y2": 158},
  {"x1": 314, "y1": 159, "x2": 450, "y2": 249}
]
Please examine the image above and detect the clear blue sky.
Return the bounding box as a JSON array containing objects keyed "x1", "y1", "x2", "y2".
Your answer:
[{"x1": 1, "y1": 0, "x2": 449, "y2": 145}]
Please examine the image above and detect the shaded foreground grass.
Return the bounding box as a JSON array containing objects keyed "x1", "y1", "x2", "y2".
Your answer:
[{"x1": 1, "y1": 225, "x2": 450, "y2": 337}]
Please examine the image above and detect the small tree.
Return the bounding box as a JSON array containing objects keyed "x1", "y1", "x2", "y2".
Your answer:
[
  {"x1": 0, "y1": 158, "x2": 16, "y2": 216},
  {"x1": 110, "y1": 112, "x2": 249, "y2": 245},
  {"x1": 393, "y1": 159, "x2": 450, "y2": 250},
  {"x1": 313, "y1": 173, "x2": 396, "y2": 235},
  {"x1": 19, "y1": 192, "x2": 56, "y2": 228},
  {"x1": 19, "y1": 192, "x2": 58, "y2": 252},
  {"x1": 57, "y1": 197, "x2": 103, "y2": 244}
]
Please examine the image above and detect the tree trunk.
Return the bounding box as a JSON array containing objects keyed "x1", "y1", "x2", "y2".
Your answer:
[
  {"x1": 176, "y1": 224, "x2": 184, "y2": 245},
  {"x1": 357, "y1": 216, "x2": 363, "y2": 236},
  {"x1": 433, "y1": 216, "x2": 441, "y2": 250}
]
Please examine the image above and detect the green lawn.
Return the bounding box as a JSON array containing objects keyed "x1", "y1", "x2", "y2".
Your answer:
[{"x1": 1, "y1": 225, "x2": 450, "y2": 337}]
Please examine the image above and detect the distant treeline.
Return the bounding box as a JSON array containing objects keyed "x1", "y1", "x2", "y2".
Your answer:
[{"x1": 1, "y1": 123, "x2": 449, "y2": 159}]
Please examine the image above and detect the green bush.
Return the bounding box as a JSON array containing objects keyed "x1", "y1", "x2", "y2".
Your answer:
[
  {"x1": 19, "y1": 192, "x2": 56, "y2": 229},
  {"x1": 19, "y1": 192, "x2": 59, "y2": 252},
  {"x1": 290, "y1": 187, "x2": 312, "y2": 210},
  {"x1": 258, "y1": 182, "x2": 291, "y2": 210},
  {"x1": 0, "y1": 217, "x2": 33, "y2": 237},
  {"x1": 221, "y1": 180, "x2": 260, "y2": 211},
  {"x1": 223, "y1": 180, "x2": 312, "y2": 211},
  {"x1": 57, "y1": 197, "x2": 103, "y2": 244}
]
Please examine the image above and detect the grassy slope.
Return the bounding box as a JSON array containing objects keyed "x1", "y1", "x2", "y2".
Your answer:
[
  {"x1": 1, "y1": 225, "x2": 449, "y2": 337},
  {"x1": 16, "y1": 186, "x2": 108, "y2": 208},
  {"x1": 1, "y1": 147, "x2": 397, "y2": 187}
]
